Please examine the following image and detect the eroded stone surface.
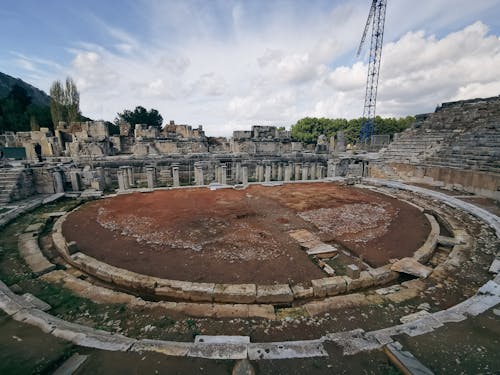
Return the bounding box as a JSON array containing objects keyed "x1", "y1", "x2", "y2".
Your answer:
[
  {"x1": 213, "y1": 284, "x2": 256, "y2": 303},
  {"x1": 256, "y1": 285, "x2": 293, "y2": 303},
  {"x1": 248, "y1": 340, "x2": 327, "y2": 360},
  {"x1": 391, "y1": 257, "x2": 433, "y2": 278}
]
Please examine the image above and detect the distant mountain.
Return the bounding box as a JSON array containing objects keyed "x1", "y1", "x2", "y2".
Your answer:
[{"x1": 0, "y1": 71, "x2": 50, "y2": 107}]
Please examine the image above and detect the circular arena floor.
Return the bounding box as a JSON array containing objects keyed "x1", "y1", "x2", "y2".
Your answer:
[{"x1": 62, "y1": 183, "x2": 430, "y2": 284}]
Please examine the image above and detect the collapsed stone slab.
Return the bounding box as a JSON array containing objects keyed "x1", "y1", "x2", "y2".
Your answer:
[{"x1": 391, "y1": 257, "x2": 433, "y2": 279}]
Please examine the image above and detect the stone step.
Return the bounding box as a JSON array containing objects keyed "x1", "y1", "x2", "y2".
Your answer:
[{"x1": 53, "y1": 354, "x2": 89, "y2": 375}]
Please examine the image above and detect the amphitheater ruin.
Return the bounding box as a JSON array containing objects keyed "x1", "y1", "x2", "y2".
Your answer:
[{"x1": 0, "y1": 96, "x2": 499, "y2": 373}]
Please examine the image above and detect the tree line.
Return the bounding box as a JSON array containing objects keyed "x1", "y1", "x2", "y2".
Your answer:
[
  {"x1": 290, "y1": 116, "x2": 415, "y2": 145},
  {"x1": 1, "y1": 74, "x2": 414, "y2": 143},
  {"x1": 0, "y1": 85, "x2": 52, "y2": 132}
]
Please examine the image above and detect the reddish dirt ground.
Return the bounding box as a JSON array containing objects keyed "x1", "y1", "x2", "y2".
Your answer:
[{"x1": 62, "y1": 183, "x2": 430, "y2": 283}]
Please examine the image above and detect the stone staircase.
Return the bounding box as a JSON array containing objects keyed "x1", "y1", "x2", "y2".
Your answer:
[
  {"x1": 423, "y1": 124, "x2": 500, "y2": 174},
  {"x1": 380, "y1": 128, "x2": 454, "y2": 164},
  {"x1": 0, "y1": 168, "x2": 25, "y2": 204},
  {"x1": 381, "y1": 96, "x2": 500, "y2": 172}
]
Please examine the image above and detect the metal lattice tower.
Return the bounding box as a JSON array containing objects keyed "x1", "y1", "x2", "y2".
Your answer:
[{"x1": 357, "y1": 0, "x2": 387, "y2": 144}]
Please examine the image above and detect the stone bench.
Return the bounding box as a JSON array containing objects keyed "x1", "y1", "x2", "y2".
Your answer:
[{"x1": 18, "y1": 229, "x2": 56, "y2": 276}]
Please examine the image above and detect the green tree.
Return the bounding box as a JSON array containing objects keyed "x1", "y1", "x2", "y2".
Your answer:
[
  {"x1": 49, "y1": 80, "x2": 64, "y2": 128},
  {"x1": 290, "y1": 116, "x2": 414, "y2": 145},
  {"x1": 65, "y1": 77, "x2": 80, "y2": 123},
  {"x1": 49, "y1": 77, "x2": 81, "y2": 127},
  {"x1": 115, "y1": 106, "x2": 163, "y2": 128},
  {"x1": 0, "y1": 91, "x2": 29, "y2": 132}
]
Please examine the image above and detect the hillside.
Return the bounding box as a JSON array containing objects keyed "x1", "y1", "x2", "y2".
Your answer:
[{"x1": 0, "y1": 71, "x2": 50, "y2": 107}]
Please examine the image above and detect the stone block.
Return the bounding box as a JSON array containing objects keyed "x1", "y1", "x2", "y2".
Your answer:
[
  {"x1": 131, "y1": 339, "x2": 191, "y2": 357},
  {"x1": 248, "y1": 340, "x2": 327, "y2": 360},
  {"x1": 18, "y1": 233, "x2": 56, "y2": 275},
  {"x1": 300, "y1": 239, "x2": 324, "y2": 250},
  {"x1": 401, "y1": 279, "x2": 426, "y2": 291},
  {"x1": 288, "y1": 229, "x2": 317, "y2": 243},
  {"x1": 291, "y1": 284, "x2": 314, "y2": 299},
  {"x1": 213, "y1": 304, "x2": 249, "y2": 318},
  {"x1": 346, "y1": 264, "x2": 360, "y2": 279},
  {"x1": 248, "y1": 304, "x2": 276, "y2": 320},
  {"x1": 213, "y1": 284, "x2": 256, "y2": 304},
  {"x1": 155, "y1": 280, "x2": 194, "y2": 300},
  {"x1": 391, "y1": 257, "x2": 433, "y2": 279},
  {"x1": 303, "y1": 293, "x2": 369, "y2": 316},
  {"x1": 489, "y1": 259, "x2": 500, "y2": 274},
  {"x1": 178, "y1": 303, "x2": 215, "y2": 318},
  {"x1": 368, "y1": 265, "x2": 399, "y2": 286},
  {"x1": 25, "y1": 222, "x2": 45, "y2": 233},
  {"x1": 346, "y1": 271, "x2": 374, "y2": 292},
  {"x1": 385, "y1": 287, "x2": 419, "y2": 303},
  {"x1": 111, "y1": 270, "x2": 156, "y2": 293},
  {"x1": 188, "y1": 342, "x2": 248, "y2": 360},
  {"x1": 311, "y1": 277, "x2": 348, "y2": 297},
  {"x1": 256, "y1": 284, "x2": 293, "y2": 304},
  {"x1": 413, "y1": 214, "x2": 439, "y2": 263},
  {"x1": 195, "y1": 335, "x2": 250, "y2": 344},
  {"x1": 184, "y1": 282, "x2": 215, "y2": 302},
  {"x1": 67, "y1": 241, "x2": 78, "y2": 255},
  {"x1": 399, "y1": 310, "x2": 431, "y2": 324},
  {"x1": 306, "y1": 244, "x2": 338, "y2": 256},
  {"x1": 21, "y1": 293, "x2": 51, "y2": 311}
]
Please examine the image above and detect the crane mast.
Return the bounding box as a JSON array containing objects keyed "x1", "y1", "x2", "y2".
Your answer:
[{"x1": 357, "y1": 0, "x2": 387, "y2": 144}]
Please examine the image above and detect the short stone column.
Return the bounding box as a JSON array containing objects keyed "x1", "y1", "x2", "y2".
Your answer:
[
  {"x1": 327, "y1": 159, "x2": 338, "y2": 177},
  {"x1": 96, "y1": 167, "x2": 106, "y2": 189},
  {"x1": 271, "y1": 163, "x2": 277, "y2": 180},
  {"x1": 172, "y1": 165, "x2": 180, "y2": 187},
  {"x1": 214, "y1": 165, "x2": 220, "y2": 183},
  {"x1": 221, "y1": 165, "x2": 227, "y2": 185},
  {"x1": 277, "y1": 164, "x2": 283, "y2": 181},
  {"x1": 104, "y1": 168, "x2": 112, "y2": 187},
  {"x1": 309, "y1": 163, "x2": 316, "y2": 180},
  {"x1": 294, "y1": 163, "x2": 301, "y2": 181},
  {"x1": 214, "y1": 165, "x2": 221, "y2": 184},
  {"x1": 235, "y1": 162, "x2": 242, "y2": 184},
  {"x1": 194, "y1": 163, "x2": 204, "y2": 185},
  {"x1": 284, "y1": 164, "x2": 291, "y2": 182},
  {"x1": 265, "y1": 165, "x2": 271, "y2": 182},
  {"x1": 257, "y1": 165, "x2": 264, "y2": 182},
  {"x1": 317, "y1": 165, "x2": 325, "y2": 179},
  {"x1": 126, "y1": 166, "x2": 134, "y2": 187},
  {"x1": 118, "y1": 167, "x2": 129, "y2": 190},
  {"x1": 146, "y1": 167, "x2": 156, "y2": 189},
  {"x1": 70, "y1": 170, "x2": 80, "y2": 192},
  {"x1": 241, "y1": 166, "x2": 248, "y2": 185},
  {"x1": 52, "y1": 171, "x2": 64, "y2": 193},
  {"x1": 302, "y1": 163, "x2": 309, "y2": 181}
]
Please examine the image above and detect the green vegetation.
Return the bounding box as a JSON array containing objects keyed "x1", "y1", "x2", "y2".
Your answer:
[
  {"x1": 0, "y1": 84, "x2": 52, "y2": 133},
  {"x1": 115, "y1": 106, "x2": 163, "y2": 128},
  {"x1": 290, "y1": 116, "x2": 414, "y2": 145},
  {"x1": 0, "y1": 74, "x2": 86, "y2": 133},
  {"x1": 49, "y1": 77, "x2": 81, "y2": 127}
]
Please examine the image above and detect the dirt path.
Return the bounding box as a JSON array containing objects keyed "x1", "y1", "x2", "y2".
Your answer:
[{"x1": 63, "y1": 183, "x2": 429, "y2": 283}]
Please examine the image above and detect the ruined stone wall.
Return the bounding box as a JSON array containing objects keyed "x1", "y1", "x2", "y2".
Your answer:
[
  {"x1": 377, "y1": 96, "x2": 500, "y2": 199},
  {"x1": 369, "y1": 162, "x2": 500, "y2": 200},
  {"x1": 134, "y1": 124, "x2": 159, "y2": 139}
]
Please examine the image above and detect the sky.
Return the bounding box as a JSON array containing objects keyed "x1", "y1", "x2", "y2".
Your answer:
[{"x1": 1, "y1": 0, "x2": 500, "y2": 137}]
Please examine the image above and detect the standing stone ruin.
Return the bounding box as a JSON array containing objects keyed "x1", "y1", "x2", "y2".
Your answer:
[{"x1": 0, "y1": 96, "x2": 499, "y2": 202}]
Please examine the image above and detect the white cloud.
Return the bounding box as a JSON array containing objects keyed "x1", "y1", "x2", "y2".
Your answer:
[
  {"x1": 9, "y1": 1, "x2": 500, "y2": 137},
  {"x1": 67, "y1": 18, "x2": 500, "y2": 134}
]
